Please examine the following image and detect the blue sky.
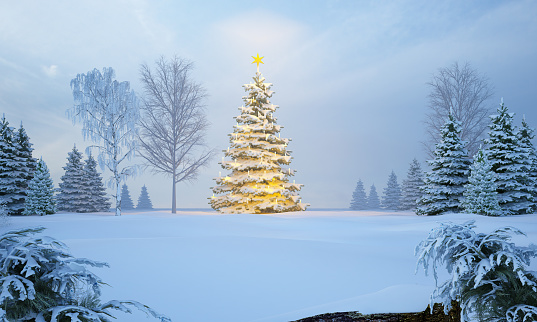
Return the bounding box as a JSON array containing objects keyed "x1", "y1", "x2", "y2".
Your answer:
[{"x1": 1, "y1": 0, "x2": 536, "y2": 209}]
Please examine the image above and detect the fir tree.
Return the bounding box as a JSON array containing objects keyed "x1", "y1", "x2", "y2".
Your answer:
[
  {"x1": 416, "y1": 113, "x2": 471, "y2": 216},
  {"x1": 517, "y1": 115, "x2": 537, "y2": 210},
  {"x1": 136, "y1": 185, "x2": 153, "y2": 210},
  {"x1": 485, "y1": 101, "x2": 534, "y2": 215},
  {"x1": 210, "y1": 59, "x2": 307, "y2": 213},
  {"x1": 11, "y1": 123, "x2": 36, "y2": 214},
  {"x1": 382, "y1": 171, "x2": 401, "y2": 210},
  {"x1": 367, "y1": 184, "x2": 380, "y2": 209},
  {"x1": 84, "y1": 155, "x2": 111, "y2": 212},
  {"x1": 23, "y1": 158, "x2": 56, "y2": 215},
  {"x1": 120, "y1": 184, "x2": 135, "y2": 210},
  {"x1": 350, "y1": 179, "x2": 368, "y2": 210},
  {"x1": 57, "y1": 146, "x2": 92, "y2": 212},
  {"x1": 461, "y1": 149, "x2": 501, "y2": 216},
  {"x1": 400, "y1": 158, "x2": 424, "y2": 210},
  {"x1": 0, "y1": 116, "x2": 27, "y2": 215}
]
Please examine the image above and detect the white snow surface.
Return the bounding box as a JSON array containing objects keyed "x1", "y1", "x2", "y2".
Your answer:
[{"x1": 2, "y1": 210, "x2": 537, "y2": 322}]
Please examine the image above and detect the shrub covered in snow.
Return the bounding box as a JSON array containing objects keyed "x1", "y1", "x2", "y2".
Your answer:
[
  {"x1": 0, "y1": 227, "x2": 170, "y2": 321},
  {"x1": 415, "y1": 220, "x2": 537, "y2": 321}
]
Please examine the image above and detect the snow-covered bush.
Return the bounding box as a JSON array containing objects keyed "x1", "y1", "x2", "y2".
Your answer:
[
  {"x1": 0, "y1": 227, "x2": 170, "y2": 321},
  {"x1": 415, "y1": 220, "x2": 537, "y2": 321}
]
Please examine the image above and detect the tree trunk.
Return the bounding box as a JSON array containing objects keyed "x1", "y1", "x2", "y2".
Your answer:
[
  {"x1": 172, "y1": 171, "x2": 177, "y2": 214},
  {"x1": 115, "y1": 177, "x2": 121, "y2": 216}
]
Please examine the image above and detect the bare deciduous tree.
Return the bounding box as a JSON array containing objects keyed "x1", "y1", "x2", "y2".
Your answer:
[
  {"x1": 138, "y1": 56, "x2": 215, "y2": 213},
  {"x1": 424, "y1": 62, "x2": 494, "y2": 158}
]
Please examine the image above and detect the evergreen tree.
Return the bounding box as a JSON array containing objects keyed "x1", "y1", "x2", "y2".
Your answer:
[
  {"x1": 350, "y1": 179, "x2": 368, "y2": 210},
  {"x1": 210, "y1": 58, "x2": 307, "y2": 213},
  {"x1": 367, "y1": 184, "x2": 380, "y2": 209},
  {"x1": 11, "y1": 123, "x2": 37, "y2": 214},
  {"x1": 485, "y1": 101, "x2": 534, "y2": 215},
  {"x1": 57, "y1": 146, "x2": 92, "y2": 212},
  {"x1": 462, "y1": 149, "x2": 501, "y2": 216},
  {"x1": 382, "y1": 171, "x2": 401, "y2": 210},
  {"x1": 23, "y1": 158, "x2": 56, "y2": 215},
  {"x1": 0, "y1": 116, "x2": 27, "y2": 215},
  {"x1": 400, "y1": 158, "x2": 424, "y2": 210},
  {"x1": 120, "y1": 184, "x2": 135, "y2": 210},
  {"x1": 136, "y1": 185, "x2": 153, "y2": 210},
  {"x1": 84, "y1": 155, "x2": 111, "y2": 212},
  {"x1": 517, "y1": 115, "x2": 537, "y2": 210},
  {"x1": 416, "y1": 113, "x2": 471, "y2": 216}
]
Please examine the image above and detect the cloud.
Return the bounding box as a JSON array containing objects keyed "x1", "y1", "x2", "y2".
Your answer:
[{"x1": 42, "y1": 65, "x2": 58, "y2": 77}]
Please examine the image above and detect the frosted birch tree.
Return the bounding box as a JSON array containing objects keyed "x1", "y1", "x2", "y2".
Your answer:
[
  {"x1": 69, "y1": 67, "x2": 139, "y2": 216},
  {"x1": 138, "y1": 56, "x2": 214, "y2": 213}
]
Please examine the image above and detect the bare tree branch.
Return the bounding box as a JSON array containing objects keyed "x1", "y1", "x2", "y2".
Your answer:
[
  {"x1": 423, "y1": 62, "x2": 494, "y2": 158},
  {"x1": 138, "y1": 56, "x2": 216, "y2": 213}
]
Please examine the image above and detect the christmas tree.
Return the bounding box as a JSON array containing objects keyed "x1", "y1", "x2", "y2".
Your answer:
[
  {"x1": 120, "y1": 184, "x2": 135, "y2": 210},
  {"x1": 416, "y1": 112, "x2": 471, "y2": 216},
  {"x1": 382, "y1": 171, "x2": 401, "y2": 210},
  {"x1": 485, "y1": 101, "x2": 534, "y2": 215},
  {"x1": 367, "y1": 184, "x2": 380, "y2": 209},
  {"x1": 400, "y1": 158, "x2": 424, "y2": 210},
  {"x1": 57, "y1": 146, "x2": 92, "y2": 212},
  {"x1": 350, "y1": 179, "x2": 368, "y2": 210},
  {"x1": 136, "y1": 185, "x2": 153, "y2": 210},
  {"x1": 210, "y1": 54, "x2": 307, "y2": 214},
  {"x1": 23, "y1": 158, "x2": 56, "y2": 215},
  {"x1": 461, "y1": 149, "x2": 500, "y2": 216},
  {"x1": 84, "y1": 155, "x2": 111, "y2": 212}
]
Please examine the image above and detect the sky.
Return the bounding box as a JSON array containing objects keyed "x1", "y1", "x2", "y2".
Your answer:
[{"x1": 1, "y1": 0, "x2": 536, "y2": 209}]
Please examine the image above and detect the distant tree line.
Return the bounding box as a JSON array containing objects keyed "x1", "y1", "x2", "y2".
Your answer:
[
  {"x1": 351, "y1": 62, "x2": 537, "y2": 217},
  {"x1": 351, "y1": 101, "x2": 537, "y2": 217}
]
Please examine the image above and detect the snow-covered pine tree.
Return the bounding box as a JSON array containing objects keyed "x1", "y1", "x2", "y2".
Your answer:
[
  {"x1": 400, "y1": 158, "x2": 424, "y2": 210},
  {"x1": 11, "y1": 123, "x2": 37, "y2": 214},
  {"x1": 350, "y1": 179, "x2": 368, "y2": 210},
  {"x1": 23, "y1": 158, "x2": 56, "y2": 216},
  {"x1": 367, "y1": 184, "x2": 380, "y2": 209},
  {"x1": 485, "y1": 101, "x2": 534, "y2": 215},
  {"x1": 120, "y1": 183, "x2": 135, "y2": 210},
  {"x1": 210, "y1": 56, "x2": 307, "y2": 214},
  {"x1": 416, "y1": 113, "x2": 471, "y2": 216},
  {"x1": 136, "y1": 185, "x2": 153, "y2": 210},
  {"x1": 382, "y1": 171, "x2": 401, "y2": 210},
  {"x1": 517, "y1": 115, "x2": 537, "y2": 210},
  {"x1": 56, "y1": 146, "x2": 92, "y2": 212},
  {"x1": 0, "y1": 115, "x2": 26, "y2": 215},
  {"x1": 461, "y1": 149, "x2": 501, "y2": 216},
  {"x1": 84, "y1": 155, "x2": 111, "y2": 212},
  {"x1": 0, "y1": 227, "x2": 171, "y2": 321}
]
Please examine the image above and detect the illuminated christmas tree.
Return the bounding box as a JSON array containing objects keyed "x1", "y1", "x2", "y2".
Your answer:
[{"x1": 210, "y1": 54, "x2": 308, "y2": 214}]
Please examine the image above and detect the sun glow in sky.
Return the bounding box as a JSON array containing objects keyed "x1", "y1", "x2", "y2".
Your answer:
[{"x1": 1, "y1": 0, "x2": 536, "y2": 209}]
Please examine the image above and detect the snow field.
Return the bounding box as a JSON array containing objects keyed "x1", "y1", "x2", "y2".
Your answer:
[{"x1": 2, "y1": 210, "x2": 536, "y2": 322}]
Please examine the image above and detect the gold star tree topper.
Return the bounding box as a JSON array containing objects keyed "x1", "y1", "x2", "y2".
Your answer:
[{"x1": 252, "y1": 53, "x2": 264, "y2": 72}]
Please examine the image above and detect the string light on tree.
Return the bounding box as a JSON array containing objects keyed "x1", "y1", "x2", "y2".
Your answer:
[{"x1": 210, "y1": 55, "x2": 308, "y2": 213}]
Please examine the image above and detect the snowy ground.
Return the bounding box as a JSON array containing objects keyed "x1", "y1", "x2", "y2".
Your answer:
[{"x1": 2, "y1": 210, "x2": 537, "y2": 322}]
